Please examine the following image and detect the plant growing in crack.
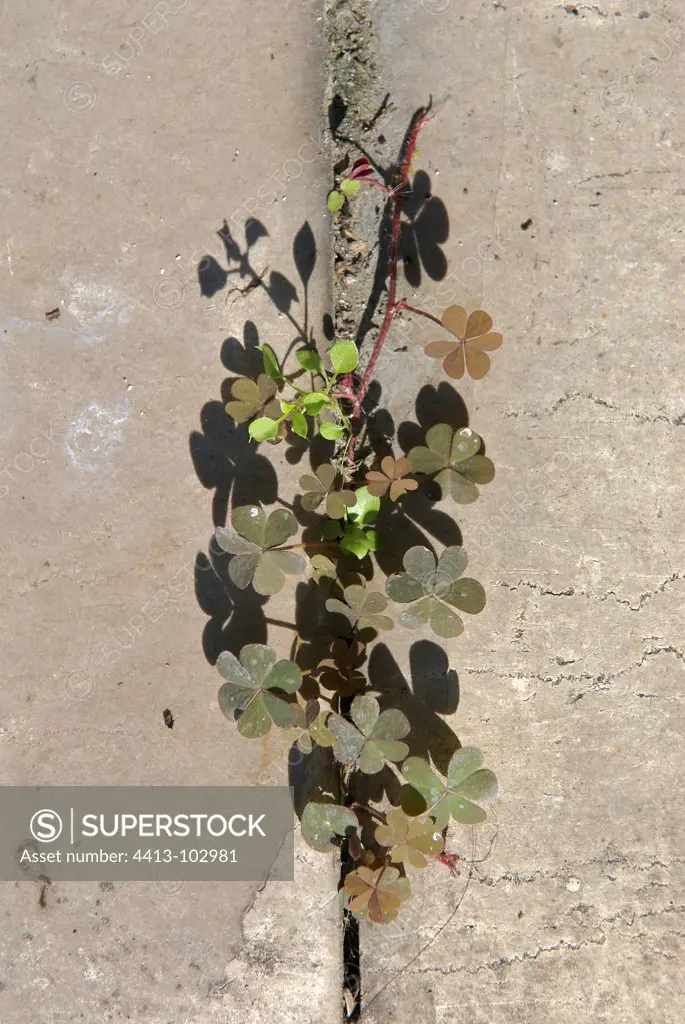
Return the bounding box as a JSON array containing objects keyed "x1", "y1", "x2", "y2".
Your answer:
[{"x1": 203, "y1": 103, "x2": 504, "y2": 927}]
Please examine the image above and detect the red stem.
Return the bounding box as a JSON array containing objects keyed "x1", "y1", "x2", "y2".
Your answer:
[
  {"x1": 347, "y1": 108, "x2": 433, "y2": 464},
  {"x1": 394, "y1": 300, "x2": 443, "y2": 328}
]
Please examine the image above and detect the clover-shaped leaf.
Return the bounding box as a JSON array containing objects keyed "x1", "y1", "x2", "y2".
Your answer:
[
  {"x1": 225, "y1": 374, "x2": 280, "y2": 425},
  {"x1": 344, "y1": 865, "x2": 411, "y2": 924},
  {"x1": 326, "y1": 584, "x2": 394, "y2": 635},
  {"x1": 299, "y1": 463, "x2": 356, "y2": 518},
  {"x1": 402, "y1": 748, "x2": 498, "y2": 829},
  {"x1": 309, "y1": 554, "x2": 338, "y2": 582},
  {"x1": 424, "y1": 305, "x2": 503, "y2": 380},
  {"x1": 409, "y1": 424, "x2": 495, "y2": 503},
  {"x1": 366, "y1": 456, "x2": 418, "y2": 501},
  {"x1": 217, "y1": 644, "x2": 302, "y2": 739},
  {"x1": 386, "y1": 546, "x2": 485, "y2": 639},
  {"x1": 328, "y1": 694, "x2": 409, "y2": 774},
  {"x1": 375, "y1": 809, "x2": 444, "y2": 868},
  {"x1": 215, "y1": 506, "x2": 305, "y2": 595},
  {"x1": 292, "y1": 699, "x2": 335, "y2": 754},
  {"x1": 301, "y1": 801, "x2": 359, "y2": 853}
]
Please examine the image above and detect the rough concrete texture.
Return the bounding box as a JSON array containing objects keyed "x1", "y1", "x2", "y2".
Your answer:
[
  {"x1": 356, "y1": 1, "x2": 685, "y2": 1021},
  {"x1": 0, "y1": 1, "x2": 339, "y2": 1022}
]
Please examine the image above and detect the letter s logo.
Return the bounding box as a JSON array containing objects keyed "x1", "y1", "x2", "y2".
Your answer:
[{"x1": 30, "y1": 809, "x2": 63, "y2": 843}]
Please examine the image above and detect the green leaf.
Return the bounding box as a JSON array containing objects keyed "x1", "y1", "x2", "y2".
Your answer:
[
  {"x1": 319, "y1": 421, "x2": 345, "y2": 441},
  {"x1": 402, "y1": 757, "x2": 444, "y2": 807},
  {"x1": 442, "y1": 577, "x2": 487, "y2": 614},
  {"x1": 224, "y1": 507, "x2": 303, "y2": 595},
  {"x1": 302, "y1": 392, "x2": 329, "y2": 415},
  {"x1": 296, "y1": 349, "x2": 325, "y2": 373},
  {"x1": 291, "y1": 410, "x2": 308, "y2": 438},
  {"x1": 330, "y1": 341, "x2": 359, "y2": 375},
  {"x1": 428, "y1": 600, "x2": 464, "y2": 639},
  {"x1": 309, "y1": 554, "x2": 338, "y2": 581},
  {"x1": 301, "y1": 802, "x2": 358, "y2": 852},
  {"x1": 240, "y1": 643, "x2": 278, "y2": 685},
  {"x1": 350, "y1": 694, "x2": 380, "y2": 735},
  {"x1": 306, "y1": 703, "x2": 335, "y2": 748},
  {"x1": 326, "y1": 584, "x2": 394, "y2": 633},
  {"x1": 340, "y1": 178, "x2": 361, "y2": 198},
  {"x1": 321, "y1": 519, "x2": 344, "y2": 540},
  {"x1": 402, "y1": 749, "x2": 498, "y2": 828},
  {"x1": 329, "y1": 714, "x2": 366, "y2": 764},
  {"x1": 263, "y1": 508, "x2": 299, "y2": 548},
  {"x1": 217, "y1": 644, "x2": 303, "y2": 738},
  {"x1": 253, "y1": 550, "x2": 305, "y2": 596},
  {"x1": 329, "y1": 699, "x2": 409, "y2": 775},
  {"x1": 231, "y1": 505, "x2": 266, "y2": 546},
  {"x1": 327, "y1": 190, "x2": 345, "y2": 213},
  {"x1": 266, "y1": 659, "x2": 303, "y2": 694},
  {"x1": 257, "y1": 344, "x2": 283, "y2": 381},
  {"x1": 449, "y1": 426, "x2": 482, "y2": 464},
  {"x1": 236, "y1": 693, "x2": 275, "y2": 738},
  {"x1": 386, "y1": 573, "x2": 424, "y2": 603},
  {"x1": 446, "y1": 747, "x2": 484, "y2": 788},
  {"x1": 249, "y1": 417, "x2": 279, "y2": 442},
  {"x1": 348, "y1": 486, "x2": 380, "y2": 527},
  {"x1": 327, "y1": 490, "x2": 357, "y2": 519},
  {"x1": 409, "y1": 424, "x2": 494, "y2": 505},
  {"x1": 340, "y1": 526, "x2": 373, "y2": 560}
]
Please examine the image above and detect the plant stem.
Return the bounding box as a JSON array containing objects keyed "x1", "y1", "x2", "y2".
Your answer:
[
  {"x1": 346, "y1": 105, "x2": 433, "y2": 466},
  {"x1": 278, "y1": 540, "x2": 338, "y2": 552},
  {"x1": 394, "y1": 299, "x2": 443, "y2": 327},
  {"x1": 350, "y1": 801, "x2": 387, "y2": 824}
]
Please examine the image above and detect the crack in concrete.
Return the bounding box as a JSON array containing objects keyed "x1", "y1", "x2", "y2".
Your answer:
[
  {"x1": 477, "y1": 855, "x2": 685, "y2": 888},
  {"x1": 408, "y1": 934, "x2": 607, "y2": 975},
  {"x1": 503, "y1": 390, "x2": 685, "y2": 428},
  {"x1": 465, "y1": 642, "x2": 685, "y2": 698},
  {"x1": 492, "y1": 572, "x2": 685, "y2": 611},
  {"x1": 603, "y1": 904, "x2": 685, "y2": 927}
]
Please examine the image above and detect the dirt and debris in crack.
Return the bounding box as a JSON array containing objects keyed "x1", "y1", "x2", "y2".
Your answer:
[{"x1": 326, "y1": 0, "x2": 396, "y2": 347}]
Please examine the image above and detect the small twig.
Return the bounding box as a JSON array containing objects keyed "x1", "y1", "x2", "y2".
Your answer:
[{"x1": 227, "y1": 264, "x2": 269, "y2": 303}]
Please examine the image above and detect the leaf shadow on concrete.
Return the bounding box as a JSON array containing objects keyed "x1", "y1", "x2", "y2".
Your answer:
[{"x1": 189, "y1": 195, "x2": 473, "y2": 886}]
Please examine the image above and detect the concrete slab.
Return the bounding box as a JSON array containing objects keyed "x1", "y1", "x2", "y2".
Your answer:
[
  {"x1": 0, "y1": 1, "x2": 339, "y2": 1021},
  {"x1": 353, "y1": 1, "x2": 685, "y2": 1020}
]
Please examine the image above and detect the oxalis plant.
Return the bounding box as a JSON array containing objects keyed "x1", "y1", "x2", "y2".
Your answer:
[{"x1": 213, "y1": 106, "x2": 502, "y2": 926}]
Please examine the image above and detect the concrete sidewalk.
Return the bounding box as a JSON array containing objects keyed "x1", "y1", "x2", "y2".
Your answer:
[
  {"x1": 0, "y1": 1, "x2": 338, "y2": 1022},
  {"x1": 2, "y1": 0, "x2": 684, "y2": 1021},
  {"x1": 356, "y1": 1, "x2": 685, "y2": 1021}
]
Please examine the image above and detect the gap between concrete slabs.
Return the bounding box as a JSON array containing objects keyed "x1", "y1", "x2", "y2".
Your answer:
[
  {"x1": 0, "y1": 1, "x2": 341, "y2": 1022},
  {"x1": 346, "y1": 1, "x2": 685, "y2": 1022}
]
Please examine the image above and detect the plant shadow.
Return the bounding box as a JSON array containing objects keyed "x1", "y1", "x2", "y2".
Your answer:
[{"x1": 190, "y1": 107, "x2": 478, "y2": 873}]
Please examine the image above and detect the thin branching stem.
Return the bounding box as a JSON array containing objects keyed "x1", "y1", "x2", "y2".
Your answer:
[{"x1": 346, "y1": 107, "x2": 434, "y2": 465}]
